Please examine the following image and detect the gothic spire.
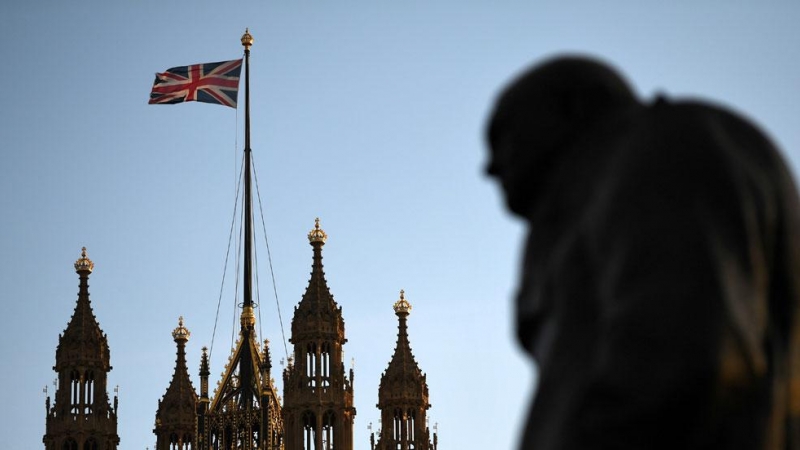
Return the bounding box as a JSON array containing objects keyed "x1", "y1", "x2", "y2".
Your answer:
[
  {"x1": 379, "y1": 290, "x2": 426, "y2": 398},
  {"x1": 374, "y1": 290, "x2": 437, "y2": 450},
  {"x1": 283, "y1": 219, "x2": 356, "y2": 450},
  {"x1": 55, "y1": 247, "x2": 110, "y2": 372},
  {"x1": 154, "y1": 317, "x2": 198, "y2": 449},
  {"x1": 45, "y1": 248, "x2": 119, "y2": 450},
  {"x1": 292, "y1": 218, "x2": 344, "y2": 342}
]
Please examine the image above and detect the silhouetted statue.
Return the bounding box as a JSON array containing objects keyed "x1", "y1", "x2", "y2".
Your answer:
[{"x1": 487, "y1": 56, "x2": 800, "y2": 449}]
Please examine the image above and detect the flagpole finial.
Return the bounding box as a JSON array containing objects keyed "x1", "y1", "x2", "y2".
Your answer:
[{"x1": 241, "y1": 28, "x2": 254, "y2": 50}]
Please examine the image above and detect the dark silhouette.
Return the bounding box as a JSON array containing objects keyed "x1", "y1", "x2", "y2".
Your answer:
[{"x1": 487, "y1": 56, "x2": 800, "y2": 449}]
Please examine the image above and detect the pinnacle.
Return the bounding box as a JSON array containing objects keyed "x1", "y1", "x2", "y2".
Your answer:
[
  {"x1": 56, "y1": 249, "x2": 109, "y2": 371},
  {"x1": 379, "y1": 292, "x2": 426, "y2": 398}
]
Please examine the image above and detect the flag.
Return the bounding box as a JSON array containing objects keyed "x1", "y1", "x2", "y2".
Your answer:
[{"x1": 149, "y1": 59, "x2": 243, "y2": 108}]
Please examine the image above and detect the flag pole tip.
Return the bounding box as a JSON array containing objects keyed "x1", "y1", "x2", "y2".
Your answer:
[{"x1": 241, "y1": 29, "x2": 254, "y2": 49}]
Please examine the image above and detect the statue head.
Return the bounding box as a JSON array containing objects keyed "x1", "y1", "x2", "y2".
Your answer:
[{"x1": 486, "y1": 56, "x2": 639, "y2": 217}]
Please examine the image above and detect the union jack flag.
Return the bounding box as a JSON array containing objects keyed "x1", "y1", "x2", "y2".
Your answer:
[{"x1": 148, "y1": 59, "x2": 243, "y2": 108}]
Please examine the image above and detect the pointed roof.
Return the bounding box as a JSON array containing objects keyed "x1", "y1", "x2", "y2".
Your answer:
[
  {"x1": 291, "y1": 218, "x2": 344, "y2": 342},
  {"x1": 378, "y1": 291, "x2": 429, "y2": 406},
  {"x1": 209, "y1": 333, "x2": 279, "y2": 413},
  {"x1": 55, "y1": 248, "x2": 110, "y2": 372},
  {"x1": 155, "y1": 317, "x2": 198, "y2": 430}
]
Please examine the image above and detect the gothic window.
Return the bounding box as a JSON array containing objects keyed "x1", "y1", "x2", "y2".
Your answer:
[
  {"x1": 321, "y1": 342, "x2": 331, "y2": 388},
  {"x1": 407, "y1": 409, "x2": 416, "y2": 449},
  {"x1": 322, "y1": 410, "x2": 335, "y2": 450},
  {"x1": 84, "y1": 371, "x2": 94, "y2": 414},
  {"x1": 393, "y1": 408, "x2": 404, "y2": 449},
  {"x1": 302, "y1": 411, "x2": 317, "y2": 450},
  {"x1": 237, "y1": 427, "x2": 246, "y2": 449},
  {"x1": 83, "y1": 438, "x2": 98, "y2": 450},
  {"x1": 235, "y1": 425, "x2": 258, "y2": 450},
  {"x1": 62, "y1": 438, "x2": 78, "y2": 450},
  {"x1": 169, "y1": 432, "x2": 178, "y2": 449},
  {"x1": 306, "y1": 343, "x2": 318, "y2": 388},
  {"x1": 70, "y1": 370, "x2": 80, "y2": 414}
]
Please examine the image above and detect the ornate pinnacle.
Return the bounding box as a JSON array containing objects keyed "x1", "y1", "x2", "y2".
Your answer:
[
  {"x1": 200, "y1": 346, "x2": 210, "y2": 377},
  {"x1": 172, "y1": 316, "x2": 191, "y2": 342},
  {"x1": 393, "y1": 289, "x2": 412, "y2": 315},
  {"x1": 74, "y1": 247, "x2": 94, "y2": 274},
  {"x1": 241, "y1": 28, "x2": 254, "y2": 50},
  {"x1": 261, "y1": 339, "x2": 272, "y2": 367},
  {"x1": 308, "y1": 217, "x2": 328, "y2": 244}
]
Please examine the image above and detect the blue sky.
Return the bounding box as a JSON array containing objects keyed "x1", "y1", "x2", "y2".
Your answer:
[{"x1": 2, "y1": 2, "x2": 799, "y2": 449}]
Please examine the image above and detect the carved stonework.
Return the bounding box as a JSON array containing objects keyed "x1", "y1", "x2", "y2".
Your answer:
[
  {"x1": 283, "y1": 220, "x2": 356, "y2": 450},
  {"x1": 154, "y1": 317, "x2": 199, "y2": 450},
  {"x1": 373, "y1": 292, "x2": 437, "y2": 450},
  {"x1": 44, "y1": 248, "x2": 119, "y2": 450},
  {"x1": 139, "y1": 220, "x2": 438, "y2": 450}
]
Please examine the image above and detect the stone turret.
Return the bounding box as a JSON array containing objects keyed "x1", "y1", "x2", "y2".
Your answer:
[
  {"x1": 44, "y1": 248, "x2": 120, "y2": 450},
  {"x1": 154, "y1": 317, "x2": 198, "y2": 449},
  {"x1": 373, "y1": 291, "x2": 437, "y2": 450},
  {"x1": 283, "y1": 218, "x2": 356, "y2": 450}
]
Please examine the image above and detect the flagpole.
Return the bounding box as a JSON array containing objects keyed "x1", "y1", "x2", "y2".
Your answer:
[
  {"x1": 239, "y1": 28, "x2": 256, "y2": 410},
  {"x1": 241, "y1": 29, "x2": 254, "y2": 322},
  {"x1": 243, "y1": 29, "x2": 252, "y2": 157}
]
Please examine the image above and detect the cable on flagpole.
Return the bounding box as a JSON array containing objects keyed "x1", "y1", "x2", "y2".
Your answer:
[
  {"x1": 209, "y1": 151, "x2": 245, "y2": 360},
  {"x1": 252, "y1": 156, "x2": 291, "y2": 362}
]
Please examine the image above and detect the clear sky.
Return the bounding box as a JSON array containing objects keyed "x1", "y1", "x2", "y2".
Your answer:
[{"x1": 1, "y1": 2, "x2": 799, "y2": 449}]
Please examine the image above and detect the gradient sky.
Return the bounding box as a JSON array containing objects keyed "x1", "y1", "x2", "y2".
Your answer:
[{"x1": 2, "y1": 2, "x2": 799, "y2": 449}]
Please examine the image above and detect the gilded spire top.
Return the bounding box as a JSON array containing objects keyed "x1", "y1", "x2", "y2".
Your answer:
[
  {"x1": 308, "y1": 217, "x2": 328, "y2": 244},
  {"x1": 393, "y1": 289, "x2": 412, "y2": 316},
  {"x1": 74, "y1": 247, "x2": 94, "y2": 274},
  {"x1": 241, "y1": 28, "x2": 254, "y2": 50},
  {"x1": 172, "y1": 316, "x2": 190, "y2": 342}
]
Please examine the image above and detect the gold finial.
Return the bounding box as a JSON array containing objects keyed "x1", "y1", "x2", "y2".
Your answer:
[
  {"x1": 172, "y1": 316, "x2": 191, "y2": 342},
  {"x1": 308, "y1": 217, "x2": 328, "y2": 244},
  {"x1": 241, "y1": 28, "x2": 254, "y2": 50},
  {"x1": 240, "y1": 305, "x2": 256, "y2": 329},
  {"x1": 393, "y1": 289, "x2": 412, "y2": 315},
  {"x1": 74, "y1": 247, "x2": 94, "y2": 273}
]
